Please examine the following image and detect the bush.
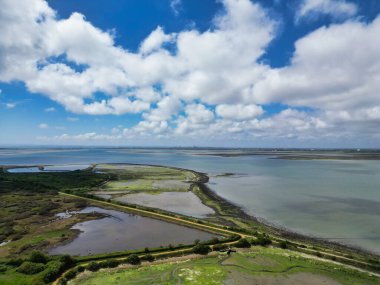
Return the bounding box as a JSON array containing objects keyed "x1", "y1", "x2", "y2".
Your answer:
[
  {"x1": 0, "y1": 264, "x2": 7, "y2": 273},
  {"x1": 100, "y1": 259, "x2": 120, "y2": 268},
  {"x1": 192, "y1": 244, "x2": 211, "y2": 255},
  {"x1": 126, "y1": 254, "x2": 140, "y2": 265},
  {"x1": 6, "y1": 258, "x2": 23, "y2": 267},
  {"x1": 235, "y1": 238, "x2": 251, "y2": 248},
  {"x1": 251, "y1": 235, "x2": 272, "y2": 246},
  {"x1": 59, "y1": 255, "x2": 76, "y2": 270},
  {"x1": 64, "y1": 269, "x2": 77, "y2": 280},
  {"x1": 279, "y1": 240, "x2": 288, "y2": 249},
  {"x1": 212, "y1": 243, "x2": 228, "y2": 251},
  {"x1": 42, "y1": 261, "x2": 64, "y2": 283},
  {"x1": 17, "y1": 261, "x2": 45, "y2": 275},
  {"x1": 87, "y1": 261, "x2": 101, "y2": 272},
  {"x1": 29, "y1": 250, "x2": 48, "y2": 264},
  {"x1": 145, "y1": 254, "x2": 155, "y2": 262}
]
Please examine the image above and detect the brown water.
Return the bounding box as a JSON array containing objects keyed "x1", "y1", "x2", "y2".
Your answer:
[{"x1": 49, "y1": 206, "x2": 217, "y2": 256}]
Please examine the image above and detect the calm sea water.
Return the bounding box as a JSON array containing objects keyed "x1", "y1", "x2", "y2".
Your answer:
[{"x1": 1, "y1": 148, "x2": 380, "y2": 254}]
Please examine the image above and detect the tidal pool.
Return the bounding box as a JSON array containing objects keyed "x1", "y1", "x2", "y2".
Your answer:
[
  {"x1": 49, "y1": 207, "x2": 217, "y2": 256},
  {"x1": 115, "y1": 192, "x2": 214, "y2": 218}
]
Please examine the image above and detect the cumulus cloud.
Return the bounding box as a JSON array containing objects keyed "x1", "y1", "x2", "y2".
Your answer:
[
  {"x1": 44, "y1": 107, "x2": 55, "y2": 112},
  {"x1": 1, "y1": 0, "x2": 380, "y2": 145},
  {"x1": 251, "y1": 18, "x2": 380, "y2": 112},
  {"x1": 297, "y1": 0, "x2": 357, "y2": 21},
  {"x1": 216, "y1": 104, "x2": 263, "y2": 121},
  {"x1": 139, "y1": 26, "x2": 174, "y2": 55}
]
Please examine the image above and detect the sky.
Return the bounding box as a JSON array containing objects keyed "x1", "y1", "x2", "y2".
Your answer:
[{"x1": 0, "y1": 0, "x2": 379, "y2": 147}]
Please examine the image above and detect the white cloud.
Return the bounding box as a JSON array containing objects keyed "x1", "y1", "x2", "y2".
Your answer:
[
  {"x1": 251, "y1": 17, "x2": 380, "y2": 113},
  {"x1": 216, "y1": 104, "x2": 263, "y2": 121},
  {"x1": 38, "y1": 123, "x2": 49, "y2": 129},
  {"x1": 139, "y1": 26, "x2": 174, "y2": 55},
  {"x1": 297, "y1": 0, "x2": 357, "y2": 21},
  {"x1": 143, "y1": 96, "x2": 182, "y2": 122},
  {"x1": 1, "y1": 0, "x2": 380, "y2": 145},
  {"x1": 44, "y1": 107, "x2": 55, "y2": 112},
  {"x1": 67, "y1": 117, "x2": 79, "y2": 122}
]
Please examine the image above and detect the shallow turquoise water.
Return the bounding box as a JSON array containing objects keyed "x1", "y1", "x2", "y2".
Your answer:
[{"x1": 1, "y1": 148, "x2": 379, "y2": 254}]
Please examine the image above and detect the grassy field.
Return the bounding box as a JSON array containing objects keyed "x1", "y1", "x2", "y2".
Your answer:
[
  {"x1": 70, "y1": 247, "x2": 380, "y2": 285},
  {"x1": 95, "y1": 164, "x2": 195, "y2": 194}
]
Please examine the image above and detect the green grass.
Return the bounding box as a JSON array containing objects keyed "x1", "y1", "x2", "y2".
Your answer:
[
  {"x1": 102, "y1": 179, "x2": 190, "y2": 192},
  {"x1": 70, "y1": 248, "x2": 380, "y2": 285}
]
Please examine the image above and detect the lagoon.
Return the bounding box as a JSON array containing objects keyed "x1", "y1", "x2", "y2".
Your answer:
[{"x1": 1, "y1": 148, "x2": 380, "y2": 254}]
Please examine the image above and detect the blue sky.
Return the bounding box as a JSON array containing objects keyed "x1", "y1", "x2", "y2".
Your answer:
[{"x1": 0, "y1": 0, "x2": 379, "y2": 147}]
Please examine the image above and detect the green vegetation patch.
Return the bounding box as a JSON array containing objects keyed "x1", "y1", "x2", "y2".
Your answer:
[{"x1": 70, "y1": 249, "x2": 380, "y2": 285}]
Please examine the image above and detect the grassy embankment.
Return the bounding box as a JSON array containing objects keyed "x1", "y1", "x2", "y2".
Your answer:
[{"x1": 70, "y1": 247, "x2": 380, "y2": 285}]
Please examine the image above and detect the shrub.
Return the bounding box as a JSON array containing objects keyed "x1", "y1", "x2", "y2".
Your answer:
[
  {"x1": 64, "y1": 269, "x2": 77, "y2": 280},
  {"x1": 235, "y1": 238, "x2": 251, "y2": 248},
  {"x1": 279, "y1": 240, "x2": 288, "y2": 249},
  {"x1": 77, "y1": 265, "x2": 85, "y2": 273},
  {"x1": 29, "y1": 250, "x2": 48, "y2": 264},
  {"x1": 212, "y1": 243, "x2": 228, "y2": 251},
  {"x1": 0, "y1": 264, "x2": 7, "y2": 273},
  {"x1": 192, "y1": 244, "x2": 211, "y2": 255},
  {"x1": 42, "y1": 261, "x2": 64, "y2": 283},
  {"x1": 17, "y1": 261, "x2": 45, "y2": 275},
  {"x1": 100, "y1": 259, "x2": 120, "y2": 268},
  {"x1": 59, "y1": 255, "x2": 76, "y2": 270},
  {"x1": 126, "y1": 254, "x2": 140, "y2": 265},
  {"x1": 251, "y1": 235, "x2": 272, "y2": 246},
  {"x1": 207, "y1": 237, "x2": 219, "y2": 245},
  {"x1": 6, "y1": 258, "x2": 23, "y2": 267},
  {"x1": 145, "y1": 254, "x2": 155, "y2": 262},
  {"x1": 87, "y1": 261, "x2": 101, "y2": 272}
]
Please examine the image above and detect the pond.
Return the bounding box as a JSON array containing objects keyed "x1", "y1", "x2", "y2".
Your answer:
[{"x1": 49, "y1": 206, "x2": 217, "y2": 256}]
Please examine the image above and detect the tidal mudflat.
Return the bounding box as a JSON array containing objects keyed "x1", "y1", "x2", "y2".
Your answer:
[{"x1": 49, "y1": 206, "x2": 217, "y2": 256}]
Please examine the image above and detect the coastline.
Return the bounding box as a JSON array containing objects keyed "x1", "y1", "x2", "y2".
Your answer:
[{"x1": 2, "y1": 162, "x2": 379, "y2": 260}]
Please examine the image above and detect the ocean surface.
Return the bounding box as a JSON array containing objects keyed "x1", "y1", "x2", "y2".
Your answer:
[{"x1": 1, "y1": 148, "x2": 380, "y2": 254}]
